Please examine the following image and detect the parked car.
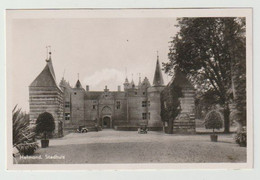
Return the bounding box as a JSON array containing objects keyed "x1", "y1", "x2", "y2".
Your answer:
[
  {"x1": 77, "y1": 126, "x2": 88, "y2": 133},
  {"x1": 138, "y1": 125, "x2": 148, "y2": 134}
]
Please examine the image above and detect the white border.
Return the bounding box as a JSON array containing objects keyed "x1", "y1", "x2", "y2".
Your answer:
[{"x1": 5, "y1": 8, "x2": 253, "y2": 171}]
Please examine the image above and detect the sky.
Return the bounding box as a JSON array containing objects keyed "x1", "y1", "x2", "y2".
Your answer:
[{"x1": 7, "y1": 10, "x2": 178, "y2": 112}]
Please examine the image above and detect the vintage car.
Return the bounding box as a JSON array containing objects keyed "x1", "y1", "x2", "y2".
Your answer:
[
  {"x1": 77, "y1": 126, "x2": 88, "y2": 133},
  {"x1": 138, "y1": 125, "x2": 148, "y2": 134}
]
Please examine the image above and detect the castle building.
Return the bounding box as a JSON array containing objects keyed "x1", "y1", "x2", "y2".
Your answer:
[
  {"x1": 59, "y1": 54, "x2": 165, "y2": 131},
  {"x1": 29, "y1": 52, "x2": 195, "y2": 135}
]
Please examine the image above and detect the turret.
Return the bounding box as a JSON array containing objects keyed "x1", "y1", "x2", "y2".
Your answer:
[
  {"x1": 130, "y1": 79, "x2": 135, "y2": 89},
  {"x1": 123, "y1": 77, "x2": 130, "y2": 91},
  {"x1": 74, "y1": 73, "x2": 84, "y2": 90},
  {"x1": 141, "y1": 77, "x2": 151, "y2": 88},
  {"x1": 147, "y1": 53, "x2": 166, "y2": 128},
  {"x1": 75, "y1": 80, "x2": 83, "y2": 89}
]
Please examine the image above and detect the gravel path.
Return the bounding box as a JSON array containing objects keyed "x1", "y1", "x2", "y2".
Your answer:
[{"x1": 17, "y1": 130, "x2": 246, "y2": 164}]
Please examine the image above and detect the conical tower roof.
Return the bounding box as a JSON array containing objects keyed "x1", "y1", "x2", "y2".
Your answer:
[
  {"x1": 130, "y1": 79, "x2": 135, "y2": 88},
  {"x1": 124, "y1": 77, "x2": 129, "y2": 84},
  {"x1": 153, "y1": 56, "x2": 164, "y2": 86},
  {"x1": 75, "y1": 79, "x2": 83, "y2": 89},
  {"x1": 30, "y1": 53, "x2": 61, "y2": 91},
  {"x1": 171, "y1": 68, "x2": 194, "y2": 89}
]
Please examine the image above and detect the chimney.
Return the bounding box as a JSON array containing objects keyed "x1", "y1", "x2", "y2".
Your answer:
[
  {"x1": 118, "y1": 85, "x2": 121, "y2": 92},
  {"x1": 104, "y1": 85, "x2": 109, "y2": 92},
  {"x1": 86, "y1": 85, "x2": 89, "y2": 92}
]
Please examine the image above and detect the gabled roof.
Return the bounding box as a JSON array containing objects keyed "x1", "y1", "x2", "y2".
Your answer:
[
  {"x1": 30, "y1": 59, "x2": 58, "y2": 88},
  {"x1": 153, "y1": 58, "x2": 164, "y2": 86},
  {"x1": 142, "y1": 77, "x2": 151, "y2": 87}
]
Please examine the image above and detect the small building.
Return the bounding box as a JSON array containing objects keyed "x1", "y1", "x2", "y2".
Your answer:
[
  {"x1": 29, "y1": 52, "x2": 64, "y2": 137},
  {"x1": 161, "y1": 68, "x2": 196, "y2": 133}
]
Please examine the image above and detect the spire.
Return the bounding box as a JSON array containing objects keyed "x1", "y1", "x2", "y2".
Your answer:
[
  {"x1": 124, "y1": 77, "x2": 130, "y2": 91},
  {"x1": 130, "y1": 79, "x2": 135, "y2": 88},
  {"x1": 74, "y1": 73, "x2": 83, "y2": 89},
  {"x1": 75, "y1": 79, "x2": 83, "y2": 89},
  {"x1": 124, "y1": 77, "x2": 129, "y2": 84},
  {"x1": 45, "y1": 46, "x2": 56, "y2": 79},
  {"x1": 130, "y1": 73, "x2": 135, "y2": 88},
  {"x1": 153, "y1": 53, "x2": 164, "y2": 86},
  {"x1": 138, "y1": 73, "x2": 142, "y2": 87}
]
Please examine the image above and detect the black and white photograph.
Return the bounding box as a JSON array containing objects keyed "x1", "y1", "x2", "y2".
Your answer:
[{"x1": 6, "y1": 9, "x2": 252, "y2": 170}]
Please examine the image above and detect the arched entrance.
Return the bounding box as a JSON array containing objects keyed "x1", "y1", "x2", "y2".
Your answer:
[
  {"x1": 102, "y1": 116, "x2": 111, "y2": 128},
  {"x1": 101, "y1": 106, "x2": 112, "y2": 128}
]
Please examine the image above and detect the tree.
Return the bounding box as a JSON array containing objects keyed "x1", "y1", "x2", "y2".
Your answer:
[
  {"x1": 204, "y1": 110, "x2": 223, "y2": 133},
  {"x1": 163, "y1": 17, "x2": 246, "y2": 133},
  {"x1": 35, "y1": 112, "x2": 55, "y2": 140},
  {"x1": 228, "y1": 19, "x2": 246, "y2": 131},
  {"x1": 160, "y1": 68, "x2": 183, "y2": 134}
]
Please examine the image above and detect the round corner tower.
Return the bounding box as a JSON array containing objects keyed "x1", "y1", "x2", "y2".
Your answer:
[{"x1": 147, "y1": 55, "x2": 165, "y2": 128}]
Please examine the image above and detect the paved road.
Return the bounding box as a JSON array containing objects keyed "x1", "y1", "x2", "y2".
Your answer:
[{"x1": 17, "y1": 130, "x2": 246, "y2": 164}]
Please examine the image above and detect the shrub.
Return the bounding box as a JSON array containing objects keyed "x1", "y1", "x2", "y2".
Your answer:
[
  {"x1": 16, "y1": 143, "x2": 39, "y2": 156},
  {"x1": 235, "y1": 126, "x2": 247, "y2": 147},
  {"x1": 204, "y1": 110, "x2": 223, "y2": 133},
  {"x1": 35, "y1": 112, "x2": 55, "y2": 140}
]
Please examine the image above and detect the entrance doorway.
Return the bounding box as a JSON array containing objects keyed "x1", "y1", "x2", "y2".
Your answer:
[{"x1": 103, "y1": 116, "x2": 111, "y2": 128}]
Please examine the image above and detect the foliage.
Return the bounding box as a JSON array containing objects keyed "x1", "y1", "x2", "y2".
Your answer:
[
  {"x1": 16, "y1": 142, "x2": 39, "y2": 156},
  {"x1": 204, "y1": 110, "x2": 223, "y2": 133},
  {"x1": 163, "y1": 17, "x2": 246, "y2": 133},
  {"x1": 13, "y1": 105, "x2": 36, "y2": 146},
  {"x1": 235, "y1": 126, "x2": 247, "y2": 147},
  {"x1": 161, "y1": 68, "x2": 183, "y2": 134},
  {"x1": 35, "y1": 112, "x2": 55, "y2": 140},
  {"x1": 12, "y1": 105, "x2": 38, "y2": 156}
]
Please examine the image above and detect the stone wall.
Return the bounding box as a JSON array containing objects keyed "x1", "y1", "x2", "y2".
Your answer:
[
  {"x1": 147, "y1": 86, "x2": 164, "y2": 127},
  {"x1": 29, "y1": 86, "x2": 63, "y2": 134},
  {"x1": 173, "y1": 87, "x2": 196, "y2": 134}
]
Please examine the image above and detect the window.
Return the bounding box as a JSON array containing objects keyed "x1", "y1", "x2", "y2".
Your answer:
[
  {"x1": 93, "y1": 105, "x2": 96, "y2": 110},
  {"x1": 116, "y1": 101, "x2": 121, "y2": 109},
  {"x1": 148, "y1": 112, "x2": 150, "y2": 120},
  {"x1": 135, "y1": 91, "x2": 137, "y2": 95},
  {"x1": 65, "y1": 101, "x2": 70, "y2": 108},
  {"x1": 142, "y1": 101, "x2": 147, "y2": 107},
  {"x1": 65, "y1": 113, "x2": 70, "y2": 120},
  {"x1": 142, "y1": 113, "x2": 147, "y2": 120},
  {"x1": 74, "y1": 92, "x2": 77, "y2": 95},
  {"x1": 147, "y1": 101, "x2": 150, "y2": 107}
]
